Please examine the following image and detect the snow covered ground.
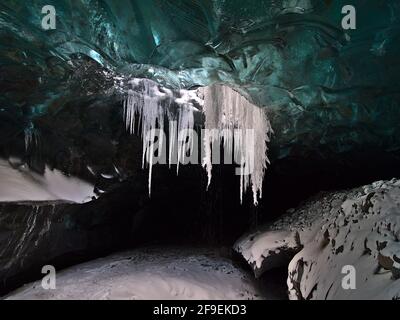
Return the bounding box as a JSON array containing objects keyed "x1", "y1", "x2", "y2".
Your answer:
[
  {"x1": 5, "y1": 247, "x2": 265, "y2": 300},
  {"x1": 0, "y1": 159, "x2": 95, "y2": 203},
  {"x1": 235, "y1": 179, "x2": 400, "y2": 300}
]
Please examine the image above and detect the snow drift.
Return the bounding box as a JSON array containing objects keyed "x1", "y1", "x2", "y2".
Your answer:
[
  {"x1": 235, "y1": 178, "x2": 400, "y2": 300},
  {"x1": 6, "y1": 247, "x2": 264, "y2": 300},
  {"x1": 0, "y1": 159, "x2": 96, "y2": 203}
]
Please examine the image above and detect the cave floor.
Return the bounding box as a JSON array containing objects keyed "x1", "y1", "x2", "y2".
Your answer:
[{"x1": 4, "y1": 247, "x2": 277, "y2": 300}]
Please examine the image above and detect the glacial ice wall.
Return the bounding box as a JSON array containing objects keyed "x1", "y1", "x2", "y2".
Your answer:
[{"x1": 1, "y1": 0, "x2": 400, "y2": 200}]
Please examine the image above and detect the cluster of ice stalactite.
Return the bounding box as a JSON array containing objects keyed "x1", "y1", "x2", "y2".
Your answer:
[
  {"x1": 123, "y1": 79, "x2": 199, "y2": 195},
  {"x1": 123, "y1": 79, "x2": 272, "y2": 204},
  {"x1": 199, "y1": 84, "x2": 272, "y2": 205},
  {"x1": 24, "y1": 124, "x2": 40, "y2": 152}
]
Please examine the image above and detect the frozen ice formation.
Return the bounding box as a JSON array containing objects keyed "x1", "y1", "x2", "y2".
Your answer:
[
  {"x1": 1, "y1": 0, "x2": 400, "y2": 196},
  {"x1": 123, "y1": 78, "x2": 199, "y2": 195},
  {"x1": 235, "y1": 178, "x2": 400, "y2": 299},
  {"x1": 123, "y1": 79, "x2": 272, "y2": 204},
  {"x1": 200, "y1": 84, "x2": 272, "y2": 205}
]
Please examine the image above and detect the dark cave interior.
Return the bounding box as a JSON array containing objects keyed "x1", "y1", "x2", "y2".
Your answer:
[
  {"x1": 2, "y1": 145, "x2": 400, "y2": 295},
  {"x1": 1, "y1": 0, "x2": 400, "y2": 299}
]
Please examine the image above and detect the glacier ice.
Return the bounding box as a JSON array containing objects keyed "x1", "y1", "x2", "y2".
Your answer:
[
  {"x1": 1, "y1": 0, "x2": 400, "y2": 205},
  {"x1": 1, "y1": 0, "x2": 400, "y2": 172}
]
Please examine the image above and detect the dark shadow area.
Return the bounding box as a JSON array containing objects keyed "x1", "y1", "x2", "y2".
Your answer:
[
  {"x1": 1, "y1": 148, "x2": 400, "y2": 297},
  {"x1": 258, "y1": 268, "x2": 289, "y2": 300},
  {"x1": 257, "y1": 149, "x2": 400, "y2": 224}
]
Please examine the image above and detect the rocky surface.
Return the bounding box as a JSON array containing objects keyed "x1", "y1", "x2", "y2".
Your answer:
[{"x1": 235, "y1": 179, "x2": 400, "y2": 300}]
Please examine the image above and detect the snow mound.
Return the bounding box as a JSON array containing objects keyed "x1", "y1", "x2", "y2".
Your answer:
[
  {"x1": 235, "y1": 179, "x2": 400, "y2": 300},
  {"x1": 6, "y1": 247, "x2": 264, "y2": 300},
  {"x1": 0, "y1": 159, "x2": 96, "y2": 204}
]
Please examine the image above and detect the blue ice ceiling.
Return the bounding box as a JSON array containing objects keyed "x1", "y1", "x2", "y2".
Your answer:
[{"x1": 1, "y1": 0, "x2": 400, "y2": 163}]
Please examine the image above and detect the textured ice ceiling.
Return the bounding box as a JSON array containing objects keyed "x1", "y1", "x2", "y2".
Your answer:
[{"x1": 1, "y1": 0, "x2": 400, "y2": 170}]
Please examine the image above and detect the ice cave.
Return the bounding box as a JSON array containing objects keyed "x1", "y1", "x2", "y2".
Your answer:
[{"x1": 1, "y1": 0, "x2": 400, "y2": 301}]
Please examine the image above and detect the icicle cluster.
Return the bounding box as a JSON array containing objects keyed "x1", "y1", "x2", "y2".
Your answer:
[
  {"x1": 123, "y1": 79, "x2": 272, "y2": 205},
  {"x1": 24, "y1": 124, "x2": 39, "y2": 152},
  {"x1": 199, "y1": 84, "x2": 272, "y2": 205},
  {"x1": 123, "y1": 78, "x2": 197, "y2": 195}
]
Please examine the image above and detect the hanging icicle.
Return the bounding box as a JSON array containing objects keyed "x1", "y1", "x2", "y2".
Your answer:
[
  {"x1": 24, "y1": 123, "x2": 40, "y2": 153},
  {"x1": 123, "y1": 79, "x2": 197, "y2": 196},
  {"x1": 199, "y1": 84, "x2": 273, "y2": 205},
  {"x1": 123, "y1": 79, "x2": 272, "y2": 205}
]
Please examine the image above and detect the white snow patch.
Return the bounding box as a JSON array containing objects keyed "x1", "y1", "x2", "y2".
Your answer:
[
  {"x1": 235, "y1": 229, "x2": 295, "y2": 269},
  {"x1": 0, "y1": 159, "x2": 96, "y2": 203},
  {"x1": 6, "y1": 247, "x2": 264, "y2": 300},
  {"x1": 235, "y1": 178, "x2": 400, "y2": 299}
]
